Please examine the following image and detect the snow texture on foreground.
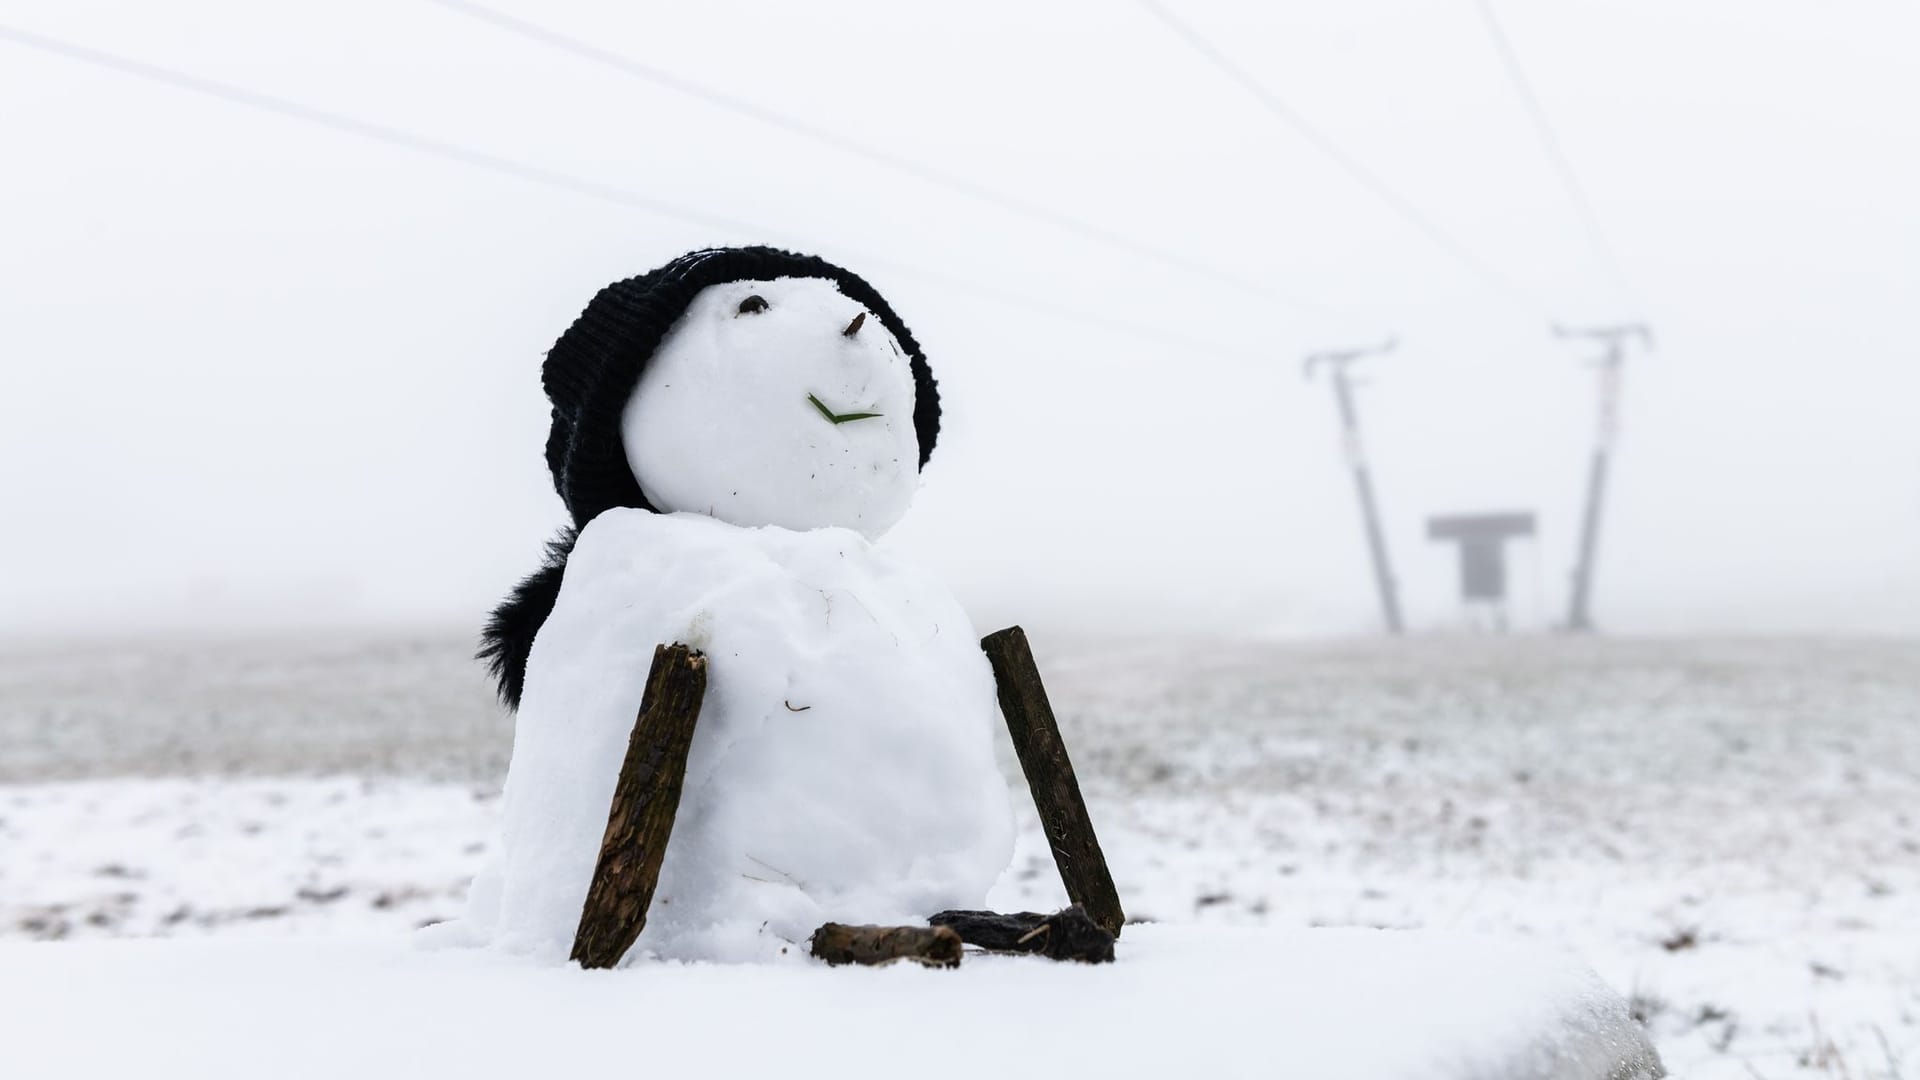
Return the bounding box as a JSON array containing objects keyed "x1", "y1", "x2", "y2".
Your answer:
[
  {"x1": 0, "y1": 924, "x2": 1657, "y2": 1080},
  {"x1": 3, "y1": 635, "x2": 1916, "y2": 1078},
  {"x1": 459, "y1": 509, "x2": 1013, "y2": 962}
]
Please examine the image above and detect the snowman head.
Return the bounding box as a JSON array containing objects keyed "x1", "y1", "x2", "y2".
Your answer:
[
  {"x1": 538, "y1": 248, "x2": 941, "y2": 538},
  {"x1": 622, "y1": 276, "x2": 921, "y2": 539}
]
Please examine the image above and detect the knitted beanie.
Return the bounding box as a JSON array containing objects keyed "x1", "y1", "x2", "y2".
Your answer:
[{"x1": 541, "y1": 245, "x2": 941, "y2": 528}]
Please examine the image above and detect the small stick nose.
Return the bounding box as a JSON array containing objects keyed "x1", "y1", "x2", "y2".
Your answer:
[{"x1": 842, "y1": 311, "x2": 866, "y2": 337}]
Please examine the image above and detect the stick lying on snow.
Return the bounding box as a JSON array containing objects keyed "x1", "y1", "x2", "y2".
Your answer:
[
  {"x1": 811, "y1": 923, "x2": 964, "y2": 968},
  {"x1": 570, "y1": 643, "x2": 708, "y2": 970},
  {"x1": 930, "y1": 906, "x2": 1116, "y2": 963},
  {"x1": 982, "y1": 626, "x2": 1126, "y2": 938}
]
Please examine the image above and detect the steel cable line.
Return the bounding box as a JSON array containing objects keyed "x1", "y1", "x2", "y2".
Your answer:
[
  {"x1": 421, "y1": 0, "x2": 1359, "y2": 323},
  {"x1": 1136, "y1": 0, "x2": 1549, "y2": 321},
  {"x1": 1472, "y1": 0, "x2": 1642, "y2": 313},
  {"x1": 0, "y1": 23, "x2": 1273, "y2": 362}
]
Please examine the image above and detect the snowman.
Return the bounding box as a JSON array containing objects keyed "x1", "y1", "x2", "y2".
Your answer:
[{"x1": 454, "y1": 247, "x2": 1017, "y2": 964}]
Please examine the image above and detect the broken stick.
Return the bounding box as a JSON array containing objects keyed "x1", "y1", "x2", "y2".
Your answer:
[
  {"x1": 930, "y1": 905, "x2": 1115, "y2": 963},
  {"x1": 570, "y1": 643, "x2": 707, "y2": 970},
  {"x1": 981, "y1": 626, "x2": 1125, "y2": 938},
  {"x1": 810, "y1": 923, "x2": 963, "y2": 968}
]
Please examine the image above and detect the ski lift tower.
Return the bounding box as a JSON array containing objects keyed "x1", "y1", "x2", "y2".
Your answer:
[
  {"x1": 1556, "y1": 323, "x2": 1652, "y2": 633},
  {"x1": 1305, "y1": 339, "x2": 1403, "y2": 635}
]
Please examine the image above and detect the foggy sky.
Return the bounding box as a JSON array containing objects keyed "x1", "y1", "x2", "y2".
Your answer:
[{"x1": 3, "y1": 0, "x2": 1916, "y2": 641}]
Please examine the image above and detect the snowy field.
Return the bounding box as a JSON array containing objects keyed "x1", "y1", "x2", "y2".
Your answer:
[{"x1": 2, "y1": 632, "x2": 1916, "y2": 1078}]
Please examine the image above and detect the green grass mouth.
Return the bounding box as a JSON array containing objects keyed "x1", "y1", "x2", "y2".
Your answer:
[{"x1": 808, "y1": 393, "x2": 883, "y2": 425}]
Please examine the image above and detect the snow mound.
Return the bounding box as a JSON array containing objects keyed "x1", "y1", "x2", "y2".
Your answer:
[
  {"x1": 0, "y1": 926, "x2": 1663, "y2": 1080},
  {"x1": 453, "y1": 508, "x2": 1015, "y2": 962}
]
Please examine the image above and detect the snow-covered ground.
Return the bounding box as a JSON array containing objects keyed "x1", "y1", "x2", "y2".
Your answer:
[
  {"x1": 0, "y1": 926, "x2": 1655, "y2": 1080},
  {"x1": 3, "y1": 633, "x2": 1916, "y2": 1078}
]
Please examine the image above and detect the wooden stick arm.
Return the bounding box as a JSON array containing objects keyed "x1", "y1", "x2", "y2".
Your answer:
[
  {"x1": 981, "y1": 626, "x2": 1125, "y2": 937},
  {"x1": 570, "y1": 643, "x2": 707, "y2": 969}
]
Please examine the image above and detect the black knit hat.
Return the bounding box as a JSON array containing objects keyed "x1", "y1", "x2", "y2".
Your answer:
[
  {"x1": 541, "y1": 245, "x2": 941, "y2": 528},
  {"x1": 480, "y1": 246, "x2": 940, "y2": 710}
]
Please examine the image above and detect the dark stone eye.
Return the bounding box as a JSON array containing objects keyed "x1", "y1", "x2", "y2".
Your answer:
[{"x1": 736, "y1": 295, "x2": 768, "y2": 315}]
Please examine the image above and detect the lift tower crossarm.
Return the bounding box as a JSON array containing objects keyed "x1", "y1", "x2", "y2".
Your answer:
[
  {"x1": 1555, "y1": 323, "x2": 1653, "y2": 633},
  {"x1": 1305, "y1": 339, "x2": 1404, "y2": 635}
]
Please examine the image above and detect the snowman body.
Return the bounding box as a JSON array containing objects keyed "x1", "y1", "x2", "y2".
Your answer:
[
  {"x1": 458, "y1": 272, "x2": 1015, "y2": 963},
  {"x1": 467, "y1": 510, "x2": 1012, "y2": 962}
]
